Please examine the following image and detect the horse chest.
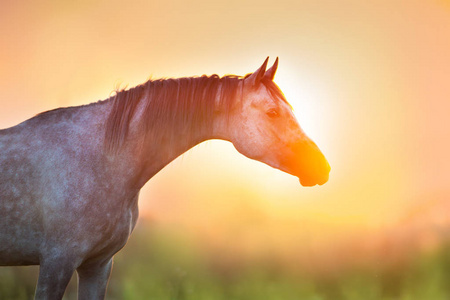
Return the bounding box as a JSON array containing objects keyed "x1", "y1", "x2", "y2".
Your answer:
[{"x1": 74, "y1": 202, "x2": 138, "y2": 262}]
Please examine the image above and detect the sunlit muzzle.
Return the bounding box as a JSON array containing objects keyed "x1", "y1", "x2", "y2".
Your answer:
[{"x1": 283, "y1": 138, "x2": 331, "y2": 187}]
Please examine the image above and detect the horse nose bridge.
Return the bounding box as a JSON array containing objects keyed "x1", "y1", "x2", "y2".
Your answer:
[{"x1": 290, "y1": 134, "x2": 320, "y2": 154}]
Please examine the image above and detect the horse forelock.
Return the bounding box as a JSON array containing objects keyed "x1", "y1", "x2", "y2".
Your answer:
[{"x1": 104, "y1": 74, "x2": 242, "y2": 152}]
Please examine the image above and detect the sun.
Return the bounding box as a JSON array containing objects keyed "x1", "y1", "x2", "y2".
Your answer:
[{"x1": 274, "y1": 67, "x2": 334, "y2": 149}]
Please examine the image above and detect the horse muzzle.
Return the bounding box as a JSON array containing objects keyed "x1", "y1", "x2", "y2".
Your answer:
[
  {"x1": 298, "y1": 168, "x2": 329, "y2": 186},
  {"x1": 284, "y1": 138, "x2": 331, "y2": 187}
]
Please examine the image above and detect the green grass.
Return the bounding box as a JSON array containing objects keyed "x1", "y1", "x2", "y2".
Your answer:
[{"x1": 2, "y1": 226, "x2": 450, "y2": 300}]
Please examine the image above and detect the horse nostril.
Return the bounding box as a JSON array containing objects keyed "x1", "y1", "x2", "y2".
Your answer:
[{"x1": 296, "y1": 153, "x2": 330, "y2": 187}]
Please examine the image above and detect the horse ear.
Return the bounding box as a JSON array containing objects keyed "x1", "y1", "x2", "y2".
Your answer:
[
  {"x1": 245, "y1": 57, "x2": 269, "y2": 86},
  {"x1": 264, "y1": 57, "x2": 278, "y2": 80}
]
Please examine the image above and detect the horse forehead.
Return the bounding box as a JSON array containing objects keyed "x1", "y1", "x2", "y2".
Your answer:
[{"x1": 244, "y1": 85, "x2": 277, "y2": 107}]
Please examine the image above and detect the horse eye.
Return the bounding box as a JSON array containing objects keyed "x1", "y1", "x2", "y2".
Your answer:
[{"x1": 266, "y1": 109, "x2": 279, "y2": 118}]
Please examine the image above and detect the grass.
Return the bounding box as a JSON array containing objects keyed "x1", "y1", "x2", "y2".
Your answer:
[{"x1": 2, "y1": 226, "x2": 450, "y2": 300}]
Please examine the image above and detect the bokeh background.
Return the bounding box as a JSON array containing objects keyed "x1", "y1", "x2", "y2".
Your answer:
[{"x1": 1, "y1": 0, "x2": 450, "y2": 299}]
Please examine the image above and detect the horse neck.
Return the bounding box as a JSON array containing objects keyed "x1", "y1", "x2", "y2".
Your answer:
[
  {"x1": 105, "y1": 76, "x2": 242, "y2": 189},
  {"x1": 128, "y1": 96, "x2": 226, "y2": 189}
]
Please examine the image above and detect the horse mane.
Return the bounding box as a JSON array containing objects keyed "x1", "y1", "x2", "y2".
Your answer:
[{"x1": 104, "y1": 74, "x2": 243, "y2": 152}]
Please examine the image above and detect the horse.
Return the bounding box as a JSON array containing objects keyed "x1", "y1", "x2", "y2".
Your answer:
[{"x1": 0, "y1": 57, "x2": 330, "y2": 299}]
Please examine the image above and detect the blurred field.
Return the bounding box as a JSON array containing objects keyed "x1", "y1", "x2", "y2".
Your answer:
[{"x1": 2, "y1": 219, "x2": 450, "y2": 300}]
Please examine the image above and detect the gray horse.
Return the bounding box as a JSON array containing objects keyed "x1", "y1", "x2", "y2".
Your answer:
[{"x1": 0, "y1": 58, "x2": 330, "y2": 299}]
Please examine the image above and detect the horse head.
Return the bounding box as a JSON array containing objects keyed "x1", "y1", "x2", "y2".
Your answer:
[{"x1": 223, "y1": 58, "x2": 330, "y2": 186}]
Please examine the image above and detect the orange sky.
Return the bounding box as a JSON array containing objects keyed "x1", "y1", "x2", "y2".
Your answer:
[{"x1": 1, "y1": 0, "x2": 450, "y2": 265}]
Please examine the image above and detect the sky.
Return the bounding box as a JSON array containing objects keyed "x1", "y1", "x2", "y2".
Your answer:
[{"x1": 1, "y1": 0, "x2": 450, "y2": 269}]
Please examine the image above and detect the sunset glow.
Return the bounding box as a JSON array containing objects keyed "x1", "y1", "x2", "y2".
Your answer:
[{"x1": 1, "y1": 0, "x2": 450, "y2": 281}]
